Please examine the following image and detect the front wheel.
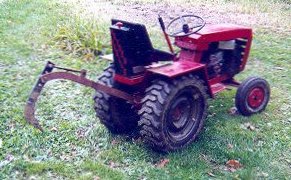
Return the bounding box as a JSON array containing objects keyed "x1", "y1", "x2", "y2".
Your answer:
[
  {"x1": 235, "y1": 77, "x2": 270, "y2": 116},
  {"x1": 138, "y1": 75, "x2": 208, "y2": 152}
]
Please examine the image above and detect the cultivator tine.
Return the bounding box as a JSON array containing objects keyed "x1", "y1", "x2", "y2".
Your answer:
[{"x1": 24, "y1": 61, "x2": 55, "y2": 131}]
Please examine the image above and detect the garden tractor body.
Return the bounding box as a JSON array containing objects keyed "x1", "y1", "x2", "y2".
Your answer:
[{"x1": 25, "y1": 15, "x2": 270, "y2": 152}]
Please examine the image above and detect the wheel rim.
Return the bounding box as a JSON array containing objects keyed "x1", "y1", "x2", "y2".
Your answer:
[
  {"x1": 247, "y1": 87, "x2": 265, "y2": 108},
  {"x1": 165, "y1": 88, "x2": 204, "y2": 143},
  {"x1": 168, "y1": 96, "x2": 191, "y2": 131}
]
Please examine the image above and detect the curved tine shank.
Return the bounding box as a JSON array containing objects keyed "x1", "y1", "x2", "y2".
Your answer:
[
  {"x1": 24, "y1": 71, "x2": 134, "y2": 131},
  {"x1": 24, "y1": 61, "x2": 55, "y2": 131},
  {"x1": 24, "y1": 79, "x2": 46, "y2": 131}
]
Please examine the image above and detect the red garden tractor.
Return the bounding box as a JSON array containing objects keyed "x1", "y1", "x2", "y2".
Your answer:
[{"x1": 24, "y1": 15, "x2": 270, "y2": 152}]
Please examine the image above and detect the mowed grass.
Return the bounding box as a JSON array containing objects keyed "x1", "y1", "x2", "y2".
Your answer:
[{"x1": 0, "y1": 0, "x2": 290, "y2": 179}]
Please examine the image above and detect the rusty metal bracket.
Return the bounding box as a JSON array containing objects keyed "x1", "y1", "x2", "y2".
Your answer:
[{"x1": 24, "y1": 61, "x2": 134, "y2": 131}]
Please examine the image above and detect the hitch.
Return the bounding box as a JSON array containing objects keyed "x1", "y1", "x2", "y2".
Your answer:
[{"x1": 24, "y1": 61, "x2": 134, "y2": 131}]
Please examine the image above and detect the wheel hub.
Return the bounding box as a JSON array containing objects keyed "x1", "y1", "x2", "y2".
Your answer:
[
  {"x1": 170, "y1": 98, "x2": 191, "y2": 130},
  {"x1": 247, "y1": 87, "x2": 265, "y2": 108},
  {"x1": 165, "y1": 89, "x2": 203, "y2": 142}
]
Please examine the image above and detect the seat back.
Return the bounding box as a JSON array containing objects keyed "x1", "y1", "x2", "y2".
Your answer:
[{"x1": 110, "y1": 19, "x2": 154, "y2": 77}]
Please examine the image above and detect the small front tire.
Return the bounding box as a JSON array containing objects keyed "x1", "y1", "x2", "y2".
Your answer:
[{"x1": 235, "y1": 77, "x2": 270, "y2": 116}]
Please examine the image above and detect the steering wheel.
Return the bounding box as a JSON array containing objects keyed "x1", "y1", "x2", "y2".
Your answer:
[{"x1": 166, "y1": 15, "x2": 205, "y2": 37}]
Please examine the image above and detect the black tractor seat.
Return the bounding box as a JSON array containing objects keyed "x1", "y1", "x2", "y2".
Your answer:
[{"x1": 110, "y1": 19, "x2": 174, "y2": 77}]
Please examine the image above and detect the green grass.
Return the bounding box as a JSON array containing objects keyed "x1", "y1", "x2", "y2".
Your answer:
[
  {"x1": 0, "y1": 0, "x2": 290, "y2": 179},
  {"x1": 54, "y1": 17, "x2": 110, "y2": 61}
]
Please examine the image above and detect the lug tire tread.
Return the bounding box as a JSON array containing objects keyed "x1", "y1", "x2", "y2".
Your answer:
[
  {"x1": 138, "y1": 75, "x2": 208, "y2": 152},
  {"x1": 93, "y1": 64, "x2": 138, "y2": 134}
]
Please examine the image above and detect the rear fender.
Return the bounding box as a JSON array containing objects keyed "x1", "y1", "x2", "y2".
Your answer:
[{"x1": 147, "y1": 61, "x2": 212, "y2": 97}]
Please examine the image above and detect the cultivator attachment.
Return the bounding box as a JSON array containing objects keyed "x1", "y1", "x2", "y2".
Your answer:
[{"x1": 24, "y1": 61, "x2": 134, "y2": 131}]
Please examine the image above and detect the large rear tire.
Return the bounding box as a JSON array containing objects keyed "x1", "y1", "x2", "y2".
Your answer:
[
  {"x1": 138, "y1": 75, "x2": 208, "y2": 152},
  {"x1": 93, "y1": 65, "x2": 138, "y2": 134}
]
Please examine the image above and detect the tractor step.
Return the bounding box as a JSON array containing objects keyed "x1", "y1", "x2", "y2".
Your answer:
[{"x1": 211, "y1": 83, "x2": 226, "y2": 94}]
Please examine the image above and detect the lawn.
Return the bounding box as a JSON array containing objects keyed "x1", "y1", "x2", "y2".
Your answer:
[{"x1": 0, "y1": 0, "x2": 290, "y2": 179}]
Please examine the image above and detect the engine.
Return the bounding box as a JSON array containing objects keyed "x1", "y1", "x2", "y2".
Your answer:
[{"x1": 202, "y1": 39, "x2": 245, "y2": 78}]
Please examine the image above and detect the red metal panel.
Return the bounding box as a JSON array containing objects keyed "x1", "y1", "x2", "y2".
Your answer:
[
  {"x1": 210, "y1": 83, "x2": 226, "y2": 94},
  {"x1": 175, "y1": 40, "x2": 208, "y2": 51},
  {"x1": 176, "y1": 24, "x2": 252, "y2": 43},
  {"x1": 175, "y1": 24, "x2": 252, "y2": 65},
  {"x1": 178, "y1": 50, "x2": 204, "y2": 63},
  {"x1": 197, "y1": 24, "x2": 252, "y2": 41},
  {"x1": 208, "y1": 74, "x2": 230, "y2": 85},
  {"x1": 175, "y1": 24, "x2": 252, "y2": 56},
  {"x1": 114, "y1": 74, "x2": 145, "y2": 85},
  {"x1": 178, "y1": 50, "x2": 195, "y2": 61},
  {"x1": 147, "y1": 61, "x2": 205, "y2": 78}
]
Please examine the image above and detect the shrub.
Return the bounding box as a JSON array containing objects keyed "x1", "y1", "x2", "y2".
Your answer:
[{"x1": 54, "y1": 17, "x2": 110, "y2": 61}]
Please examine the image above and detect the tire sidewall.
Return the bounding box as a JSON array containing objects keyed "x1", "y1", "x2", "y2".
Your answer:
[
  {"x1": 236, "y1": 77, "x2": 270, "y2": 116},
  {"x1": 161, "y1": 79, "x2": 207, "y2": 150}
]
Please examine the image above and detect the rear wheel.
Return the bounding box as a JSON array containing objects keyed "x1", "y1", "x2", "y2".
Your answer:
[
  {"x1": 138, "y1": 75, "x2": 208, "y2": 152},
  {"x1": 93, "y1": 65, "x2": 138, "y2": 134},
  {"x1": 235, "y1": 77, "x2": 270, "y2": 116}
]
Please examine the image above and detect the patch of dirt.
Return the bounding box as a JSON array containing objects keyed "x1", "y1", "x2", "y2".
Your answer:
[{"x1": 61, "y1": 0, "x2": 290, "y2": 34}]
